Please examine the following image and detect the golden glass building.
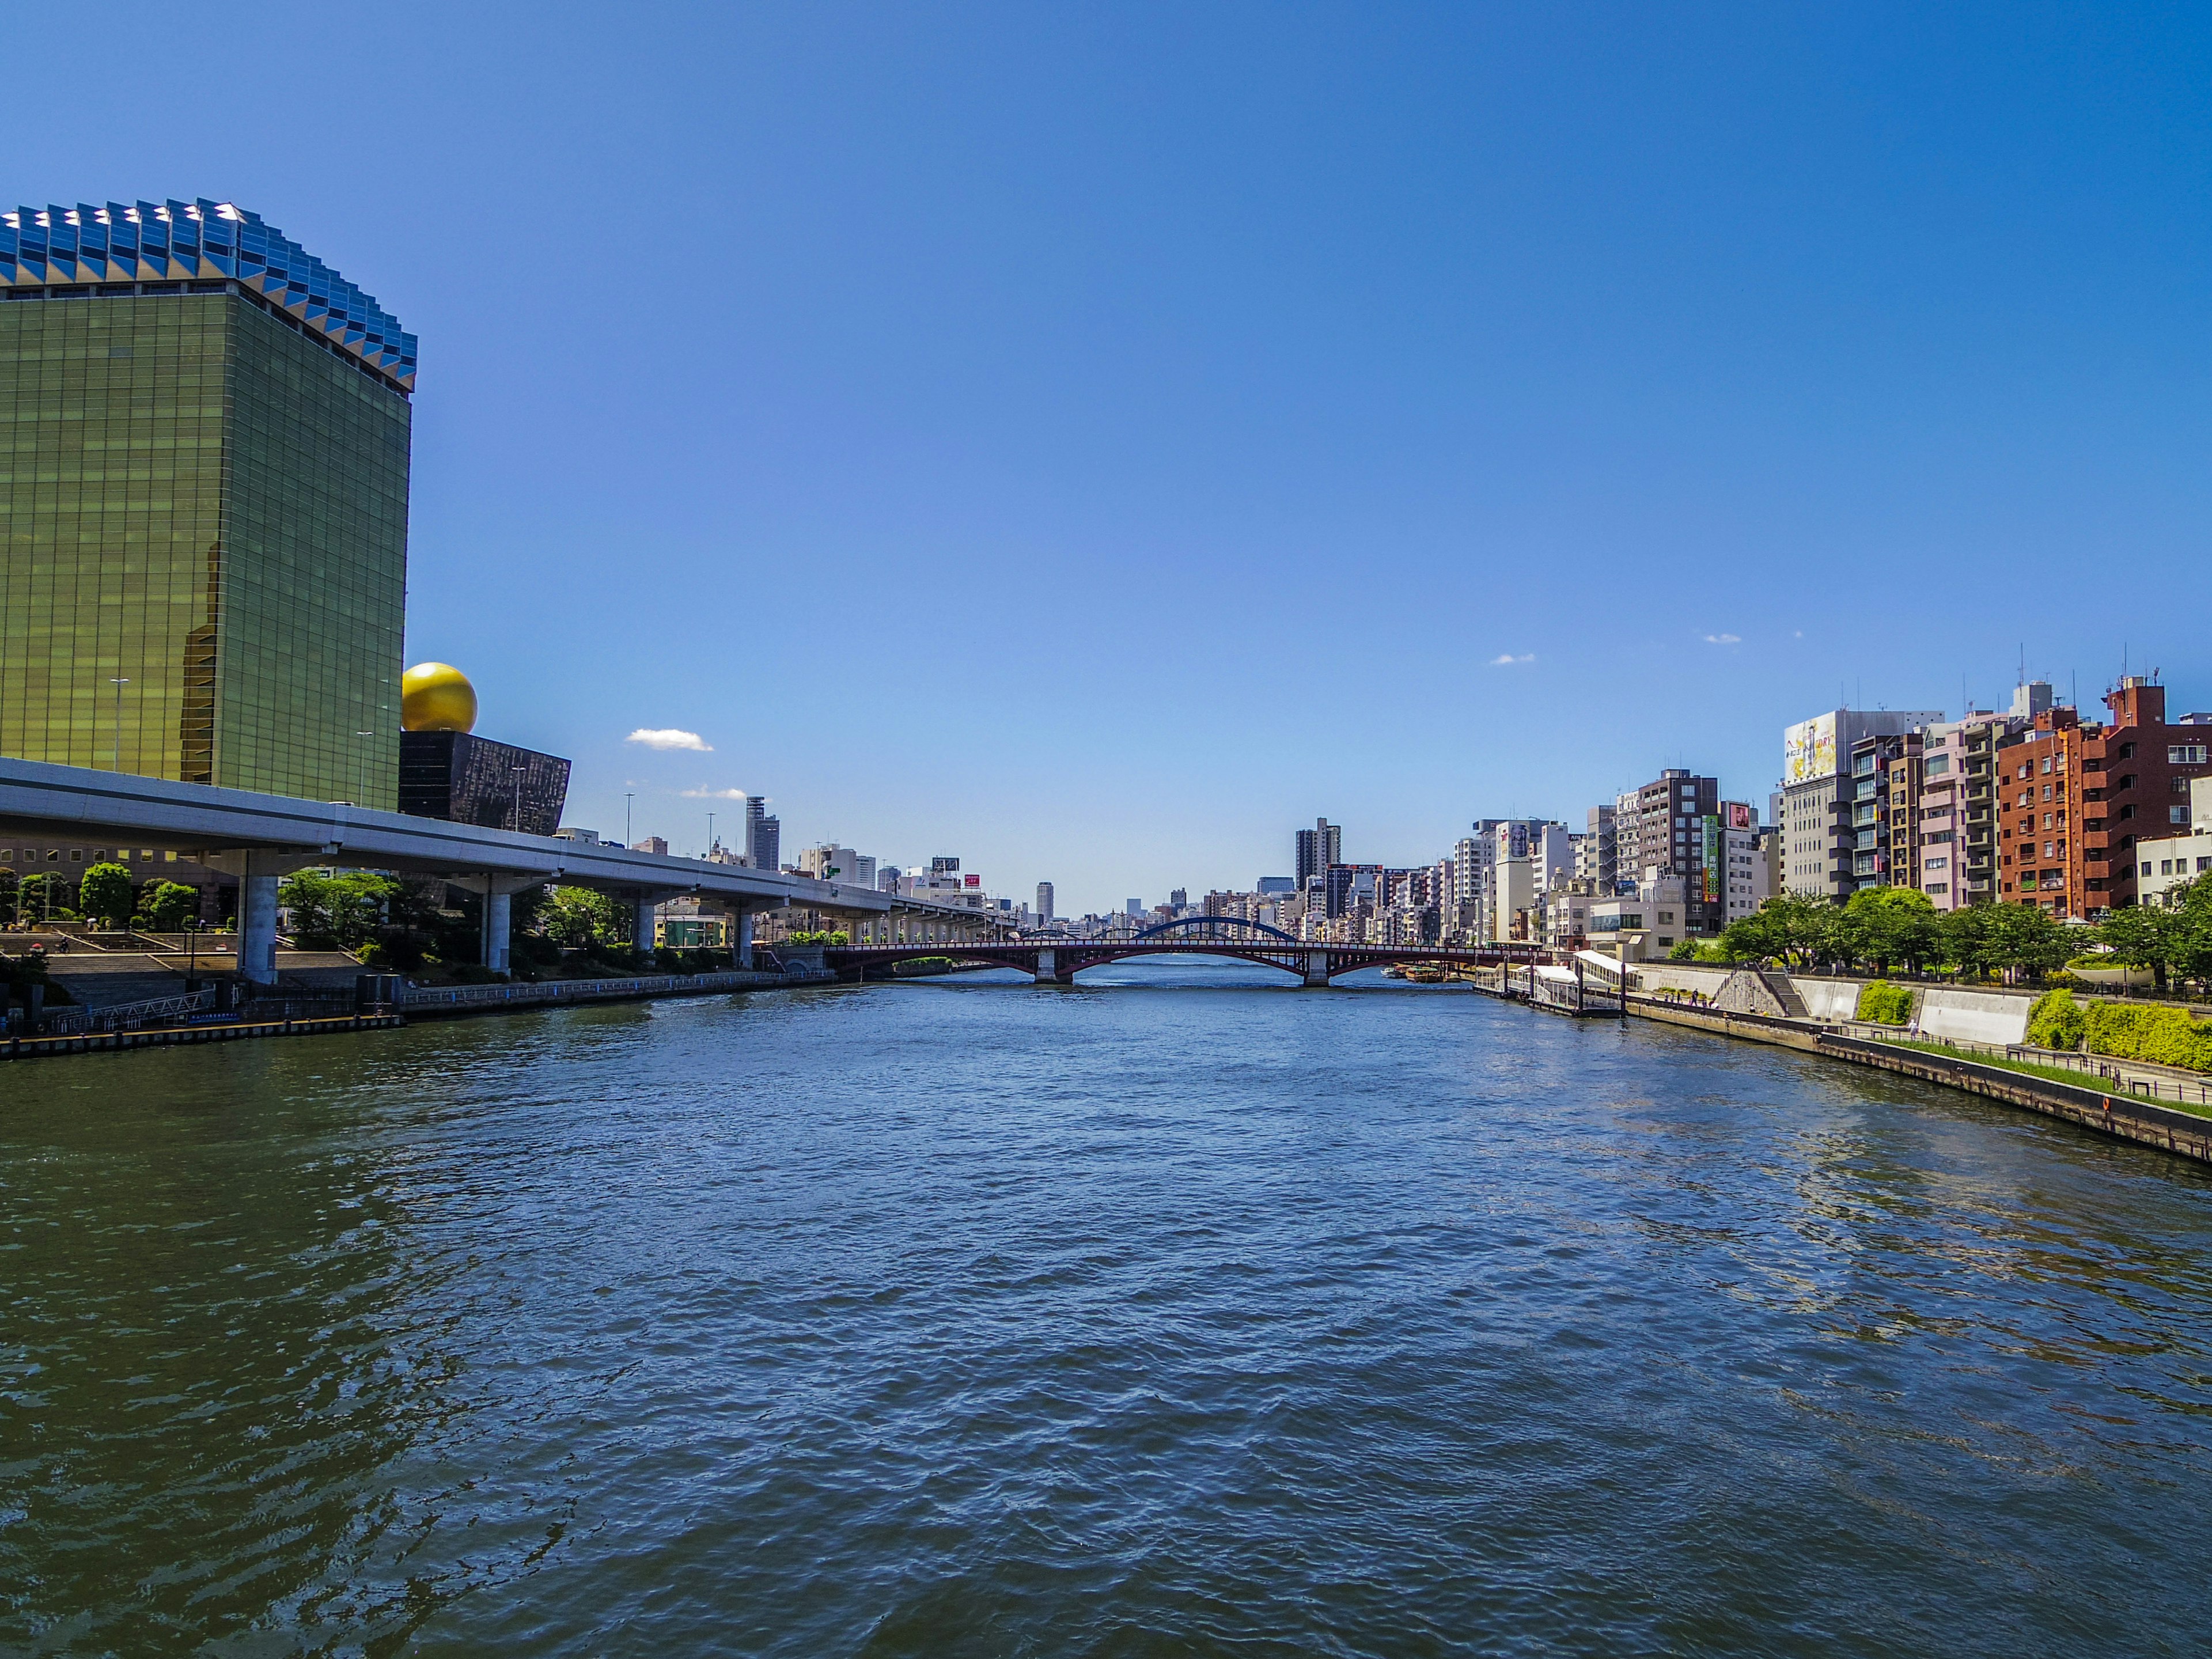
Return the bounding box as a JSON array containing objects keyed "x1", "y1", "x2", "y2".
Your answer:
[{"x1": 0, "y1": 199, "x2": 414, "y2": 808}]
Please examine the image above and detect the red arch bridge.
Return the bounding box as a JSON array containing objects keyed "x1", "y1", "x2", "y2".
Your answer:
[{"x1": 822, "y1": 915, "x2": 1578, "y2": 988}]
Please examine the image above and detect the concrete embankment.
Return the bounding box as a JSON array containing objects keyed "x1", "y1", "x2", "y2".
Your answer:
[
  {"x1": 2, "y1": 968, "x2": 837, "y2": 1062},
  {"x1": 1627, "y1": 994, "x2": 2212, "y2": 1168}
]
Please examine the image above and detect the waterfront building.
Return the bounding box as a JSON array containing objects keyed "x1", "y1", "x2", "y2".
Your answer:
[
  {"x1": 1616, "y1": 771, "x2": 1724, "y2": 933},
  {"x1": 2135, "y1": 777, "x2": 2212, "y2": 906},
  {"x1": 1, "y1": 200, "x2": 415, "y2": 807},
  {"x1": 1779, "y1": 710, "x2": 1942, "y2": 902},
  {"x1": 1844, "y1": 729, "x2": 1922, "y2": 893},
  {"x1": 1710, "y1": 802, "x2": 1771, "y2": 925},
  {"x1": 1578, "y1": 805, "x2": 1618, "y2": 891},
  {"x1": 1909, "y1": 703, "x2": 2031, "y2": 910}
]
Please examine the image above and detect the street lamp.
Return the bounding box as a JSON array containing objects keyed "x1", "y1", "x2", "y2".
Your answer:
[
  {"x1": 108, "y1": 677, "x2": 130, "y2": 771},
  {"x1": 626, "y1": 793, "x2": 635, "y2": 849},
  {"x1": 707, "y1": 811, "x2": 715, "y2": 861}
]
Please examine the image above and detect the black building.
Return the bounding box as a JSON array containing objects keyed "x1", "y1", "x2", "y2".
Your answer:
[{"x1": 399, "y1": 732, "x2": 569, "y2": 836}]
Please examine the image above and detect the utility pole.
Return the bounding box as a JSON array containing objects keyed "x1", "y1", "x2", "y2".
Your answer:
[{"x1": 626, "y1": 793, "x2": 635, "y2": 848}]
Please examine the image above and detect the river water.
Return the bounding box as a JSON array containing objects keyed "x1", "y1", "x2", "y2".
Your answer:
[{"x1": 4, "y1": 957, "x2": 2211, "y2": 1656}]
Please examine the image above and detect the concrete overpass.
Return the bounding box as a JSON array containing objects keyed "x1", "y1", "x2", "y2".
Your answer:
[{"x1": 0, "y1": 755, "x2": 923, "y2": 984}]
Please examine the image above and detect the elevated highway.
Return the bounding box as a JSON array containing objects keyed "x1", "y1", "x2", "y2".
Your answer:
[{"x1": 0, "y1": 755, "x2": 915, "y2": 983}]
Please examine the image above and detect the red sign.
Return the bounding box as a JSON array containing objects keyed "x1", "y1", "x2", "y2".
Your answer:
[{"x1": 964, "y1": 873, "x2": 981, "y2": 888}]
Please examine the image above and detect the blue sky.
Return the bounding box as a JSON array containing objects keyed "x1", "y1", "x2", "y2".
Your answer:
[{"x1": 11, "y1": 4, "x2": 2211, "y2": 911}]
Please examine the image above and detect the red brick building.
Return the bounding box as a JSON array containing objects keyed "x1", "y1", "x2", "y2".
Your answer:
[{"x1": 1999, "y1": 678, "x2": 2212, "y2": 916}]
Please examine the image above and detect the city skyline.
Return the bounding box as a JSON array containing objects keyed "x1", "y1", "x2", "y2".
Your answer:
[{"x1": 6, "y1": 6, "x2": 2210, "y2": 913}]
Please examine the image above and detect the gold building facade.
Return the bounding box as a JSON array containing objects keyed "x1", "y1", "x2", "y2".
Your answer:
[{"x1": 1, "y1": 204, "x2": 411, "y2": 808}]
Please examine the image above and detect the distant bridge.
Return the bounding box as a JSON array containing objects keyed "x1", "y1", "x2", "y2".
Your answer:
[{"x1": 827, "y1": 926, "x2": 1554, "y2": 987}]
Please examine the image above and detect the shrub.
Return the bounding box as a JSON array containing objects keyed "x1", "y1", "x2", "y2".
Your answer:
[
  {"x1": 1855, "y1": 980, "x2": 1915, "y2": 1025},
  {"x1": 2027, "y1": 988, "x2": 2086, "y2": 1051},
  {"x1": 2082, "y1": 1002, "x2": 2212, "y2": 1073}
]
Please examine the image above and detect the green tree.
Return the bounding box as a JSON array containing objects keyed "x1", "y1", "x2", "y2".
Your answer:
[
  {"x1": 279, "y1": 870, "x2": 399, "y2": 950},
  {"x1": 1985, "y1": 901, "x2": 2074, "y2": 982},
  {"x1": 134, "y1": 881, "x2": 200, "y2": 934},
  {"x1": 16, "y1": 870, "x2": 74, "y2": 923},
  {"x1": 1758, "y1": 893, "x2": 1843, "y2": 971},
  {"x1": 1840, "y1": 887, "x2": 1941, "y2": 975},
  {"x1": 78, "y1": 862, "x2": 134, "y2": 930},
  {"x1": 2164, "y1": 877, "x2": 2212, "y2": 988},
  {"x1": 540, "y1": 885, "x2": 620, "y2": 949},
  {"x1": 2097, "y1": 904, "x2": 2178, "y2": 992}
]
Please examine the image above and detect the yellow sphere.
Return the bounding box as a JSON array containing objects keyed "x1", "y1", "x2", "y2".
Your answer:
[{"x1": 401, "y1": 662, "x2": 478, "y2": 733}]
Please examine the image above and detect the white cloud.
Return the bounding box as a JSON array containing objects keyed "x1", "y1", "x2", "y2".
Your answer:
[
  {"x1": 680, "y1": 786, "x2": 749, "y2": 800},
  {"x1": 1489, "y1": 652, "x2": 1535, "y2": 666},
  {"x1": 1703, "y1": 632, "x2": 1741, "y2": 645},
  {"x1": 627, "y1": 728, "x2": 711, "y2": 752}
]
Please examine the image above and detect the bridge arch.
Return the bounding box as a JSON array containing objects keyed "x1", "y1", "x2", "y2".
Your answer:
[{"x1": 1130, "y1": 915, "x2": 1300, "y2": 944}]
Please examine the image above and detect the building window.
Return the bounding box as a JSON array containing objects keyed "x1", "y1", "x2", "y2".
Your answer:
[{"x1": 2170, "y1": 744, "x2": 2207, "y2": 764}]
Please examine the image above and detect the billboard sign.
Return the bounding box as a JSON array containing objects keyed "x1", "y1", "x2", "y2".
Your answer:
[
  {"x1": 964, "y1": 873, "x2": 981, "y2": 888},
  {"x1": 1783, "y1": 713, "x2": 1839, "y2": 785},
  {"x1": 1701, "y1": 816, "x2": 1722, "y2": 904},
  {"x1": 1725, "y1": 801, "x2": 1753, "y2": 830}
]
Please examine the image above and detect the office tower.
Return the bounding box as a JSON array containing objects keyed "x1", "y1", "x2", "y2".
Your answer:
[
  {"x1": 1779, "y1": 711, "x2": 1942, "y2": 901},
  {"x1": 741, "y1": 796, "x2": 767, "y2": 866},
  {"x1": 1126, "y1": 899, "x2": 1142, "y2": 916},
  {"x1": 1036, "y1": 881, "x2": 1054, "y2": 923},
  {"x1": 755, "y1": 815, "x2": 781, "y2": 873},
  {"x1": 1294, "y1": 818, "x2": 1342, "y2": 886},
  {"x1": 1169, "y1": 888, "x2": 1187, "y2": 909},
  {"x1": 1, "y1": 200, "x2": 415, "y2": 806}
]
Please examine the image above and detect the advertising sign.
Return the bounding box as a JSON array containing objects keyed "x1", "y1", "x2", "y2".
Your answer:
[
  {"x1": 1725, "y1": 801, "x2": 1753, "y2": 831},
  {"x1": 1783, "y1": 713, "x2": 1839, "y2": 785},
  {"x1": 1701, "y1": 817, "x2": 1722, "y2": 904},
  {"x1": 964, "y1": 873, "x2": 981, "y2": 888}
]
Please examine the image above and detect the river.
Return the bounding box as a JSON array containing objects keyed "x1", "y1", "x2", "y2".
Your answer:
[{"x1": 4, "y1": 957, "x2": 2210, "y2": 1655}]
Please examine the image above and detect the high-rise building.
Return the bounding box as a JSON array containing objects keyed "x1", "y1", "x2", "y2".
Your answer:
[
  {"x1": 1779, "y1": 710, "x2": 1942, "y2": 902},
  {"x1": 1995, "y1": 678, "x2": 2212, "y2": 916},
  {"x1": 1, "y1": 200, "x2": 416, "y2": 806},
  {"x1": 1035, "y1": 881, "x2": 1054, "y2": 923},
  {"x1": 754, "y1": 815, "x2": 780, "y2": 873},
  {"x1": 1294, "y1": 819, "x2": 1342, "y2": 887}
]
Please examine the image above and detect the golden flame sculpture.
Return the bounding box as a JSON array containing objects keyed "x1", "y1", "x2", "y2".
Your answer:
[{"x1": 400, "y1": 662, "x2": 479, "y2": 733}]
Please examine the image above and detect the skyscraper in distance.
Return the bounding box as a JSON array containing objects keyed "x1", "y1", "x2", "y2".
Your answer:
[
  {"x1": 0, "y1": 199, "x2": 416, "y2": 806},
  {"x1": 1295, "y1": 818, "x2": 1342, "y2": 887},
  {"x1": 1035, "y1": 881, "x2": 1054, "y2": 923}
]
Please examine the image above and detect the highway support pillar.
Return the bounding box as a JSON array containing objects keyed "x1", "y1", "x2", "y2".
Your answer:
[
  {"x1": 202, "y1": 847, "x2": 344, "y2": 990},
  {"x1": 240, "y1": 867, "x2": 281, "y2": 989},
  {"x1": 634, "y1": 894, "x2": 658, "y2": 959},
  {"x1": 736, "y1": 908, "x2": 755, "y2": 969},
  {"x1": 447, "y1": 874, "x2": 548, "y2": 977}
]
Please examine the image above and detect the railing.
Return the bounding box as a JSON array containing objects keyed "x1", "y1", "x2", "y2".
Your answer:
[
  {"x1": 1850, "y1": 1027, "x2": 2212, "y2": 1109},
  {"x1": 31, "y1": 987, "x2": 217, "y2": 1035}
]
